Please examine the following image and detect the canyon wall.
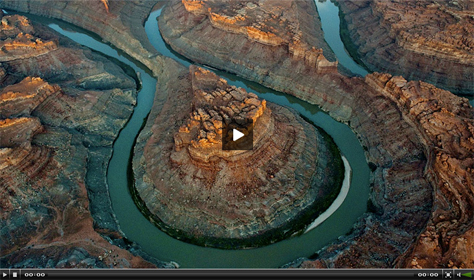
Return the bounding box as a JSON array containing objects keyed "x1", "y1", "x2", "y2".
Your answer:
[
  {"x1": 0, "y1": 13, "x2": 171, "y2": 268},
  {"x1": 336, "y1": 0, "x2": 474, "y2": 96},
  {"x1": 0, "y1": 0, "x2": 180, "y2": 78}
]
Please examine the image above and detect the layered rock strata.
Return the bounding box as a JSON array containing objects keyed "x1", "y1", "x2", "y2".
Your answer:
[
  {"x1": 163, "y1": 0, "x2": 339, "y2": 72},
  {"x1": 159, "y1": 0, "x2": 474, "y2": 267},
  {"x1": 133, "y1": 65, "x2": 344, "y2": 249},
  {"x1": 0, "y1": 14, "x2": 170, "y2": 268},
  {"x1": 0, "y1": 0, "x2": 168, "y2": 76},
  {"x1": 336, "y1": 0, "x2": 474, "y2": 96},
  {"x1": 296, "y1": 75, "x2": 474, "y2": 269},
  {"x1": 375, "y1": 75, "x2": 474, "y2": 269}
]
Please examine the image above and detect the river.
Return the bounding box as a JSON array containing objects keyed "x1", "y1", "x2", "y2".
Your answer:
[
  {"x1": 17, "y1": 2, "x2": 372, "y2": 268},
  {"x1": 315, "y1": 0, "x2": 369, "y2": 77}
]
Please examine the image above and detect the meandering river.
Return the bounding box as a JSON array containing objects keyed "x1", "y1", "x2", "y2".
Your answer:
[{"x1": 22, "y1": 2, "x2": 372, "y2": 268}]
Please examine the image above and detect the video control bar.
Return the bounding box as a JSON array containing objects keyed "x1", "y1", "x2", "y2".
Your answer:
[{"x1": 0, "y1": 269, "x2": 472, "y2": 280}]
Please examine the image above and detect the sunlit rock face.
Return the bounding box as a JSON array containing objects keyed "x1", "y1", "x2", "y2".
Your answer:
[
  {"x1": 0, "y1": 15, "x2": 58, "y2": 62},
  {"x1": 0, "y1": 0, "x2": 169, "y2": 76},
  {"x1": 366, "y1": 74, "x2": 474, "y2": 269},
  {"x1": 173, "y1": 67, "x2": 267, "y2": 162},
  {"x1": 132, "y1": 65, "x2": 344, "y2": 249}
]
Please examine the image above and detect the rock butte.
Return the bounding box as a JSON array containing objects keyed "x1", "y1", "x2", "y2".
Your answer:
[
  {"x1": 160, "y1": 0, "x2": 474, "y2": 268},
  {"x1": 336, "y1": 0, "x2": 474, "y2": 95},
  {"x1": 132, "y1": 65, "x2": 344, "y2": 249},
  {"x1": 0, "y1": 13, "x2": 173, "y2": 268},
  {"x1": 1, "y1": 0, "x2": 473, "y2": 268}
]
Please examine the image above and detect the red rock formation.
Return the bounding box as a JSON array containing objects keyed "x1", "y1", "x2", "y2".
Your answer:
[
  {"x1": 336, "y1": 0, "x2": 474, "y2": 95},
  {"x1": 289, "y1": 74, "x2": 474, "y2": 269},
  {"x1": 101, "y1": 0, "x2": 109, "y2": 13},
  {"x1": 133, "y1": 65, "x2": 344, "y2": 248},
  {"x1": 174, "y1": 67, "x2": 267, "y2": 160},
  {"x1": 0, "y1": 15, "x2": 57, "y2": 62},
  {"x1": 0, "y1": 14, "x2": 34, "y2": 38},
  {"x1": 0, "y1": 117, "x2": 43, "y2": 147},
  {"x1": 182, "y1": 0, "x2": 205, "y2": 14}
]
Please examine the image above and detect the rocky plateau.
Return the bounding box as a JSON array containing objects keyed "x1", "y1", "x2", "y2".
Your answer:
[{"x1": 132, "y1": 64, "x2": 344, "y2": 249}]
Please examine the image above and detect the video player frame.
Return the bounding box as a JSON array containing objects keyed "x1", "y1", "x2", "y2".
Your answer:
[
  {"x1": 1, "y1": 0, "x2": 473, "y2": 277},
  {"x1": 1, "y1": 269, "x2": 472, "y2": 280}
]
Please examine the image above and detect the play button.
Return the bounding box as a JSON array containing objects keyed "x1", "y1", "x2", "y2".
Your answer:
[
  {"x1": 233, "y1": 129, "x2": 244, "y2": 141},
  {"x1": 222, "y1": 118, "x2": 253, "y2": 150},
  {"x1": 0, "y1": 270, "x2": 8, "y2": 279}
]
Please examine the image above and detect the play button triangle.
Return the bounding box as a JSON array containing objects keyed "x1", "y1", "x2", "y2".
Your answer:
[{"x1": 233, "y1": 128, "x2": 244, "y2": 141}]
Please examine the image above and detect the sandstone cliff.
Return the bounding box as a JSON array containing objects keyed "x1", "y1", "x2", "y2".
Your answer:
[
  {"x1": 132, "y1": 64, "x2": 344, "y2": 249},
  {"x1": 336, "y1": 0, "x2": 474, "y2": 96},
  {"x1": 0, "y1": 14, "x2": 169, "y2": 268},
  {"x1": 159, "y1": 0, "x2": 474, "y2": 267}
]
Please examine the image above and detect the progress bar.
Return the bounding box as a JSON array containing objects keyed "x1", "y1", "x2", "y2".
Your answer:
[{"x1": 0, "y1": 269, "x2": 473, "y2": 280}]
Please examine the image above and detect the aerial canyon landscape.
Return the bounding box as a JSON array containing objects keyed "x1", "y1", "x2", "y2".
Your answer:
[{"x1": 0, "y1": 0, "x2": 473, "y2": 270}]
